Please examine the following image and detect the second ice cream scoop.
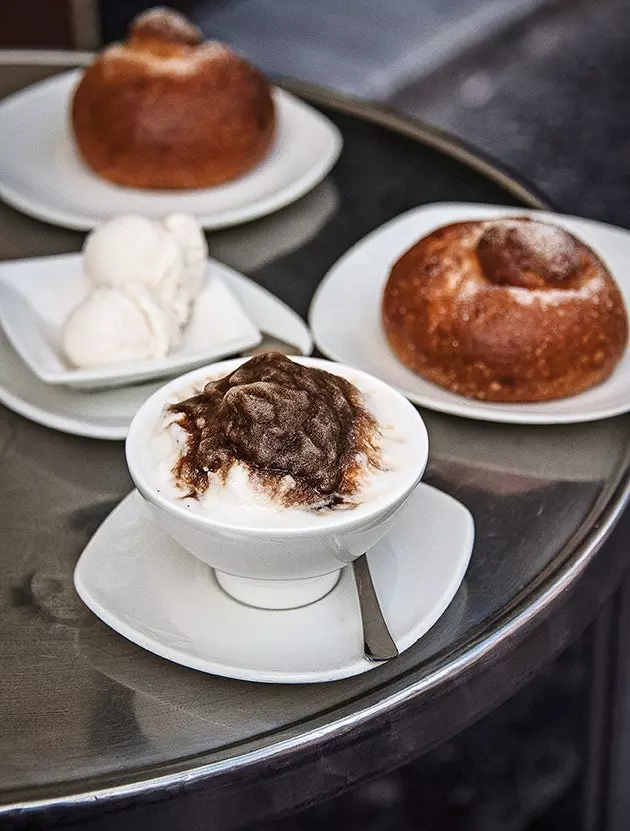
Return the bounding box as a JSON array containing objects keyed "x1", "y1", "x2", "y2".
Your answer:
[{"x1": 63, "y1": 284, "x2": 180, "y2": 369}]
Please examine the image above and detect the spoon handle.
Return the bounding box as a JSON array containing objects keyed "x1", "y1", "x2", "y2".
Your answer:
[{"x1": 352, "y1": 554, "x2": 399, "y2": 662}]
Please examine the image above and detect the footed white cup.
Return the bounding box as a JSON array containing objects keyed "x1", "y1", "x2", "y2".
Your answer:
[{"x1": 126, "y1": 357, "x2": 428, "y2": 610}]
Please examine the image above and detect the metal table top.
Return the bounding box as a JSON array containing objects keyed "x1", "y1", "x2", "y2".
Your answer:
[{"x1": 1, "y1": 58, "x2": 629, "y2": 831}]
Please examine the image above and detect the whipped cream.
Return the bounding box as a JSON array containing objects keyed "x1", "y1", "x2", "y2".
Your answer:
[{"x1": 148, "y1": 366, "x2": 421, "y2": 529}]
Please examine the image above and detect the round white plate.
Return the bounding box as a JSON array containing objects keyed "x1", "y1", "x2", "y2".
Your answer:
[
  {"x1": 74, "y1": 484, "x2": 474, "y2": 684},
  {"x1": 0, "y1": 269, "x2": 312, "y2": 440},
  {"x1": 309, "y1": 202, "x2": 630, "y2": 425},
  {"x1": 0, "y1": 70, "x2": 342, "y2": 231}
]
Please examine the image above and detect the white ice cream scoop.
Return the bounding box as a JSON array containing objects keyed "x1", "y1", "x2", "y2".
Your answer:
[
  {"x1": 154, "y1": 213, "x2": 208, "y2": 326},
  {"x1": 162, "y1": 213, "x2": 208, "y2": 300},
  {"x1": 84, "y1": 214, "x2": 180, "y2": 290},
  {"x1": 63, "y1": 284, "x2": 180, "y2": 369},
  {"x1": 83, "y1": 213, "x2": 207, "y2": 327}
]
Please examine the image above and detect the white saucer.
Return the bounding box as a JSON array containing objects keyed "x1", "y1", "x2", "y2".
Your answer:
[
  {"x1": 0, "y1": 71, "x2": 342, "y2": 231},
  {"x1": 74, "y1": 484, "x2": 474, "y2": 684},
  {"x1": 310, "y1": 203, "x2": 630, "y2": 425},
  {"x1": 0, "y1": 268, "x2": 312, "y2": 439}
]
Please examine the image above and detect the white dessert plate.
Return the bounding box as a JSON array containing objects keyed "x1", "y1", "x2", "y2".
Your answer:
[
  {"x1": 310, "y1": 202, "x2": 630, "y2": 425},
  {"x1": 0, "y1": 70, "x2": 343, "y2": 231},
  {"x1": 0, "y1": 268, "x2": 313, "y2": 439},
  {"x1": 0, "y1": 255, "x2": 262, "y2": 390},
  {"x1": 74, "y1": 484, "x2": 474, "y2": 684}
]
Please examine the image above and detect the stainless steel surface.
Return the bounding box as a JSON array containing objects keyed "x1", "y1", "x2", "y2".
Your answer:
[
  {"x1": 0, "y1": 60, "x2": 629, "y2": 830},
  {"x1": 352, "y1": 554, "x2": 399, "y2": 661}
]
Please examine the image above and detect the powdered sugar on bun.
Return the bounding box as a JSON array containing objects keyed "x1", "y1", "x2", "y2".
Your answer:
[
  {"x1": 103, "y1": 39, "x2": 230, "y2": 76},
  {"x1": 130, "y1": 7, "x2": 203, "y2": 47},
  {"x1": 477, "y1": 218, "x2": 581, "y2": 288}
]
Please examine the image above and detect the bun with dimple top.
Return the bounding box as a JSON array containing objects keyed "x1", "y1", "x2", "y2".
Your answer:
[
  {"x1": 381, "y1": 217, "x2": 628, "y2": 402},
  {"x1": 71, "y1": 7, "x2": 276, "y2": 189}
]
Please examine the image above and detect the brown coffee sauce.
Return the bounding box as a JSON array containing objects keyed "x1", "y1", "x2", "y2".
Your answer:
[{"x1": 169, "y1": 353, "x2": 381, "y2": 510}]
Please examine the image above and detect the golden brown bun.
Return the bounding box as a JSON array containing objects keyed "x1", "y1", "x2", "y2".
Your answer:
[
  {"x1": 381, "y1": 218, "x2": 628, "y2": 402},
  {"x1": 71, "y1": 8, "x2": 276, "y2": 189}
]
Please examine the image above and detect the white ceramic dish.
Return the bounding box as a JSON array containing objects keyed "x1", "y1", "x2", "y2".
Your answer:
[
  {"x1": 0, "y1": 255, "x2": 262, "y2": 389},
  {"x1": 0, "y1": 70, "x2": 343, "y2": 231},
  {"x1": 0, "y1": 270, "x2": 313, "y2": 439},
  {"x1": 74, "y1": 484, "x2": 474, "y2": 683},
  {"x1": 310, "y1": 202, "x2": 630, "y2": 425},
  {"x1": 126, "y1": 356, "x2": 429, "y2": 610}
]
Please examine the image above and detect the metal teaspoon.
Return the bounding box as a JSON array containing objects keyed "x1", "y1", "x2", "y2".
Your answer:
[{"x1": 352, "y1": 554, "x2": 399, "y2": 662}]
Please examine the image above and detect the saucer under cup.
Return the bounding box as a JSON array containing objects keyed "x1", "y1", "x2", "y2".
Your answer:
[{"x1": 74, "y1": 485, "x2": 474, "y2": 683}]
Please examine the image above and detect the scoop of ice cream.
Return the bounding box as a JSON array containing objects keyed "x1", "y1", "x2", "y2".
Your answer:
[
  {"x1": 63, "y1": 284, "x2": 179, "y2": 369},
  {"x1": 83, "y1": 213, "x2": 206, "y2": 327},
  {"x1": 162, "y1": 213, "x2": 208, "y2": 300},
  {"x1": 84, "y1": 214, "x2": 181, "y2": 290}
]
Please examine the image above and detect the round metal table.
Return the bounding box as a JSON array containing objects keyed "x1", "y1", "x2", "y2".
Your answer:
[{"x1": 1, "y1": 58, "x2": 629, "y2": 831}]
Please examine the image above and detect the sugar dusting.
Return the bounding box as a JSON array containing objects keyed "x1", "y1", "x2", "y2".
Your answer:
[
  {"x1": 457, "y1": 278, "x2": 480, "y2": 301},
  {"x1": 131, "y1": 7, "x2": 203, "y2": 45},
  {"x1": 105, "y1": 41, "x2": 229, "y2": 75},
  {"x1": 507, "y1": 274, "x2": 605, "y2": 306},
  {"x1": 492, "y1": 219, "x2": 576, "y2": 263}
]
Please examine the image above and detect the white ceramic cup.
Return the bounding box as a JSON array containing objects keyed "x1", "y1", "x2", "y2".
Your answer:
[{"x1": 126, "y1": 357, "x2": 428, "y2": 609}]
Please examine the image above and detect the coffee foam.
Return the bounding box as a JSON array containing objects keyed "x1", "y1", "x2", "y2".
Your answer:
[{"x1": 147, "y1": 368, "x2": 421, "y2": 530}]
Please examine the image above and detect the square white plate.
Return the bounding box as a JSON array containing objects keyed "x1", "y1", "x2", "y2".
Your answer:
[
  {"x1": 0, "y1": 70, "x2": 342, "y2": 231},
  {"x1": 309, "y1": 203, "x2": 630, "y2": 425},
  {"x1": 0, "y1": 265, "x2": 312, "y2": 440},
  {"x1": 0, "y1": 255, "x2": 262, "y2": 389}
]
